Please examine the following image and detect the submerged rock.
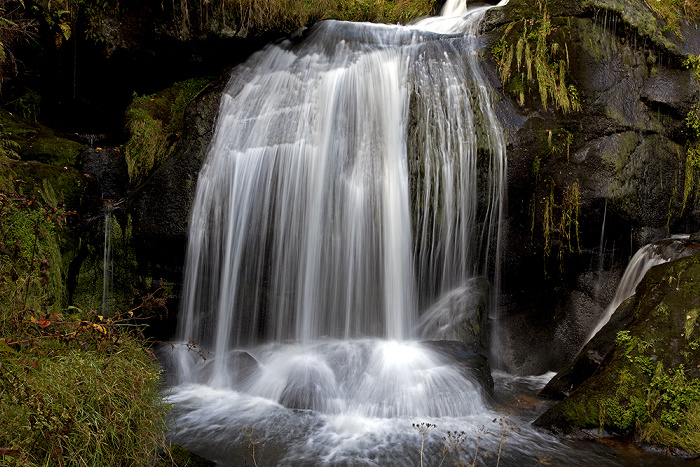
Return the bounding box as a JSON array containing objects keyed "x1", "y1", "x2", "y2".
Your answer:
[
  {"x1": 415, "y1": 277, "x2": 491, "y2": 354},
  {"x1": 422, "y1": 340, "x2": 494, "y2": 395}
]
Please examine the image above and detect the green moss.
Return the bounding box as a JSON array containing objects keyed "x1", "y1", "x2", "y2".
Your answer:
[
  {"x1": 599, "y1": 132, "x2": 639, "y2": 172},
  {"x1": 123, "y1": 78, "x2": 211, "y2": 184},
  {"x1": 0, "y1": 109, "x2": 84, "y2": 166},
  {"x1": 0, "y1": 190, "x2": 66, "y2": 319}
]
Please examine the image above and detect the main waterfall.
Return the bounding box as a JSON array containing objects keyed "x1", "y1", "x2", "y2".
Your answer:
[
  {"x1": 177, "y1": 3, "x2": 506, "y2": 359},
  {"x1": 161, "y1": 3, "x2": 594, "y2": 465}
]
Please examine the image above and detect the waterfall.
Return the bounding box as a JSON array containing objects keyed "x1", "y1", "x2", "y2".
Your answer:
[
  {"x1": 169, "y1": 0, "x2": 509, "y2": 434},
  {"x1": 101, "y1": 200, "x2": 114, "y2": 316},
  {"x1": 586, "y1": 235, "x2": 691, "y2": 342},
  {"x1": 177, "y1": 2, "x2": 507, "y2": 365},
  {"x1": 157, "y1": 3, "x2": 656, "y2": 464}
]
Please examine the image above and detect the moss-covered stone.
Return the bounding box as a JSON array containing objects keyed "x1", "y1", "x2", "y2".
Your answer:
[
  {"x1": 123, "y1": 77, "x2": 212, "y2": 184},
  {"x1": 0, "y1": 109, "x2": 84, "y2": 166},
  {"x1": 535, "y1": 253, "x2": 700, "y2": 454}
]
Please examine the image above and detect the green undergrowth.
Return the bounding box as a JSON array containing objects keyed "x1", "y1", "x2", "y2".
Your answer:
[
  {"x1": 0, "y1": 185, "x2": 170, "y2": 466},
  {"x1": 124, "y1": 77, "x2": 211, "y2": 184},
  {"x1": 595, "y1": 327, "x2": 700, "y2": 452},
  {"x1": 175, "y1": 0, "x2": 438, "y2": 36}
]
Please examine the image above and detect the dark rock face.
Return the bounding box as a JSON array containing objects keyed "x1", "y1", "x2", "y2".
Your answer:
[
  {"x1": 540, "y1": 236, "x2": 700, "y2": 399},
  {"x1": 128, "y1": 77, "x2": 227, "y2": 290},
  {"x1": 484, "y1": 0, "x2": 700, "y2": 374}
]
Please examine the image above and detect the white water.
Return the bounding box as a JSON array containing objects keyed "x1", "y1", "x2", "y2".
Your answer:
[
  {"x1": 586, "y1": 235, "x2": 691, "y2": 342},
  {"x1": 176, "y1": 1, "x2": 507, "y2": 360}
]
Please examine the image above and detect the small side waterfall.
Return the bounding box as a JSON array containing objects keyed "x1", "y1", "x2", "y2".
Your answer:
[
  {"x1": 101, "y1": 200, "x2": 114, "y2": 316},
  {"x1": 586, "y1": 235, "x2": 691, "y2": 342}
]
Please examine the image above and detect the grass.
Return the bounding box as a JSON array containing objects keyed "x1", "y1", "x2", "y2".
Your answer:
[
  {"x1": 643, "y1": 0, "x2": 700, "y2": 36},
  {"x1": 175, "y1": 0, "x2": 439, "y2": 36},
  {"x1": 0, "y1": 183, "x2": 170, "y2": 466}
]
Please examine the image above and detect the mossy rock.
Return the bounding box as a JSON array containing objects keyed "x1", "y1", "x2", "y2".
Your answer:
[
  {"x1": 0, "y1": 109, "x2": 84, "y2": 166},
  {"x1": 123, "y1": 78, "x2": 212, "y2": 184},
  {"x1": 3, "y1": 160, "x2": 86, "y2": 210},
  {"x1": 535, "y1": 252, "x2": 700, "y2": 454},
  {"x1": 496, "y1": 0, "x2": 700, "y2": 55}
]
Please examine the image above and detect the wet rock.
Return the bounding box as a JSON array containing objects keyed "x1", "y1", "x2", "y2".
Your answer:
[
  {"x1": 485, "y1": 0, "x2": 700, "y2": 377},
  {"x1": 535, "y1": 252, "x2": 700, "y2": 453},
  {"x1": 422, "y1": 340, "x2": 494, "y2": 395},
  {"x1": 415, "y1": 277, "x2": 491, "y2": 354},
  {"x1": 129, "y1": 76, "x2": 226, "y2": 283}
]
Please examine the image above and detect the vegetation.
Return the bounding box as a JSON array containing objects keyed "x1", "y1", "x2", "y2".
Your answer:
[
  {"x1": 680, "y1": 56, "x2": 700, "y2": 215},
  {"x1": 19, "y1": 0, "x2": 437, "y2": 49},
  {"x1": 0, "y1": 2, "x2": 36, "y2": 93},
  {"x1": 412, "y1": 418, "x2": 521, "y2": 467},
  {"x1": 124, "y1": 77, "x2": 210, "y2": 184},
  {"x1": 0, "y1": 181, "x2": 170, "y2": 466},
  {"x1": 171, "y1": 0, "x2": 439, "y2": 36},
  {"x1": 0, "y1": 109, "x2": 84, "y2": 166},
  {"x1": 596, "y1": 329, "x2": 700, "y2": 452},
  {"x1": 492, "y1": 0, "x2": 581, "y2": 113},
  {"x1": 537, "y1": 180, "x2": 580, "y2": 273},
  {"x1": 642, "y1": 0, "x2": 700, "y2": 36}
]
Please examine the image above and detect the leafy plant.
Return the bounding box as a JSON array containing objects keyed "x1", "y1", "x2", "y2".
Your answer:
[
  {"x1": 0, "y1": 2, "x2": 37, "y2": 92},
  {"x1": 598, "y1": 330, "x2": 700, "y2": 452}
]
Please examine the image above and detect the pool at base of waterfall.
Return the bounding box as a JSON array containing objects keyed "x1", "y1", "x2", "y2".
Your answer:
[{"x1": 161, "y1": 340, "x2": 683, "y2": 466}]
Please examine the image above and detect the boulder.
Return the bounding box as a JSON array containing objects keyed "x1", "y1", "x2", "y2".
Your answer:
[{"x1": 534, "y1": 252, "x2": 700, "y2": 454}]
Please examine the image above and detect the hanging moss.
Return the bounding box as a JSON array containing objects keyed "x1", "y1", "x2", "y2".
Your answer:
[{"x1": 492, "y1": 0, "x2": 582, "y2": 113}]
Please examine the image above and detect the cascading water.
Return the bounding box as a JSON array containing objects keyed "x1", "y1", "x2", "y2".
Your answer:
[
  {"x1": 101, "y1": 200, "x2": 114, "y2": 316},
  {"x1": 176, "y1": 1, "x2": 506, "y2": 371},
  {"x1": 586, "y1": 235, "x2": 691, "y2": 343},
  {"x1": 164, "y1": 2, "x2": 632, "y2": 465}
]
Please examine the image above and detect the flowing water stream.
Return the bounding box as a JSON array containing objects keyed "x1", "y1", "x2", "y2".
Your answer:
[{"x1": 163, "y1": 2, "x2": 687, "y2": 465}]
